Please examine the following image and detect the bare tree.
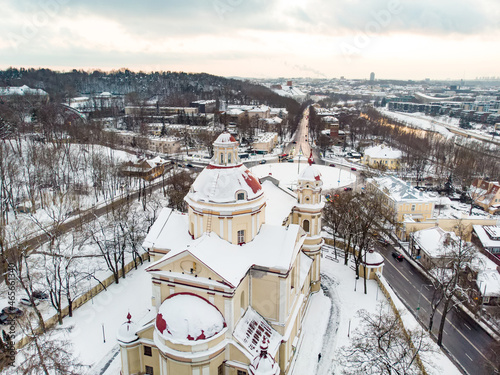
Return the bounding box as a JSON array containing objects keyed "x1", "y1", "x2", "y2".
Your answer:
[
  {"x1": 6, "y1": 314, "x2": 84, "y2": 375},
  {"x1": 423, "y1": 224, "x2": 477, "y2": 346},
  {"x1": 339, "y1": 304, "x2": 434, "y2": 375}
]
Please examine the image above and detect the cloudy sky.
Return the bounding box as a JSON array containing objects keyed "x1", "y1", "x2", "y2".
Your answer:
[{"x1": 1, "y1": 0, "x2": 499, "y2": 80}]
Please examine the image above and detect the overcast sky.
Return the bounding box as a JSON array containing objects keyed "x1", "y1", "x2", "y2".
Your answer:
[{"x1": 1, "y1": 0, "x2": 499, "y2": 80}]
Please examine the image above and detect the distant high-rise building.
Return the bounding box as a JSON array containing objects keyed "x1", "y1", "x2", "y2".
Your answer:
[{"x1": 370, "y1": 72, "x2": 375, "y2": 82}]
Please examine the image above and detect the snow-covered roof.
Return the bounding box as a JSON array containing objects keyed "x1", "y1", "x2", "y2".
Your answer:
[
  {"x1": 187, "y1": 164, "x2": 263, "y2": 204},
  {"x1": 473, "y1": 225, "x2": 500, "y2": 249},
  {"x1": 116, "y1": 313, "x2": 139, "y2": 344},
  {"x1": 0, "y1": 85, "x2": 48, "y2": 96},
  {"x1": 412, "y1": 226, "x2": 461, "y2": 258},
  {"x1": 300, "y1": 165, "x2": 322, "y2": 183},
  {"x1": 261, "y1": 180, "x2": 296, "y2": 226},
  {"x1": 145, "y1": 209, "x2": 305, "y2": 288},
  {"x1": 214, "y1": 132, "x2": 237, "y2": 145},
  {"x1": 363, "y1": 250, "x2": 384, "y2": 267},
  {"x1": 364, "y1": 144, "x2": 402, "y2": 159},
  {"x1": 371, "y1": 175, "x2": 436, "y2": 203},
  {"x1": 476, "y1": 269, "x2": 500, "y2": 297},
  {"x1": 155, "y1": 293, "x2": 226, "y2": 344},
  {"x1": 233, "y1": 306, "x2": 282, "y2": 358},
  {"x1": 249, "y1": 337, "x2": 280, "y2": 375}
]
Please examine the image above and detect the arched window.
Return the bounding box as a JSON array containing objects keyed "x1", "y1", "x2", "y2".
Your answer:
[
  {"x1": 228, "y1": 153, "x2": 232, "y2": 164},
  {"x1": 303, "y1": 219, "x2": 310, "y2": 233},
  {"x1": 220, "y1": 153, "x2": 224, "y2": 164},
  {"x1": 240, "y1": 290, "x2": 246, "y2": 315}
]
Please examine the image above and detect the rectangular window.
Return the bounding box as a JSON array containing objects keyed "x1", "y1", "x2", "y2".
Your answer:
[
  {"x1": 237, "y1": 229, "x2": 245, "y2": 244},
  {"x1": 411, "y1": 204, "x2": 416, "y2": 211},
  {"x1": 218, "y1": 365, "x2": 224, "y2": 375},
  {"x1": 144, "y1": 345, "x2": 152, "y2": 356},
  {"x1": 237, "y1": 371, "x2": 247, "y2": 375},
  {"x1": 145, "y1": 365, "x2": 154, "y2": 375}
]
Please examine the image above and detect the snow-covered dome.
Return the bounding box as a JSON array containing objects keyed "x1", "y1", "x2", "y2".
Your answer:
[
  {"x1": 188, "y1": 164, "x2": 263, "y2": 203},
  {"x1": 363, "y1": 250, "x2": 384, "y2": 267},
  {"x1": 117, "y1": 313, "x2": 139, "y2": 344},
  {"x1": 249, "y1": 338, "x2": 280, "y2": 375},
  {"x1": 155, "y1": 293, "x2": 226, "y2": 343},
  {"x1": 299, "y1": 165, "x2": 322, "y2": 183},
  {"x1": 214, "y1": 132, "x2": 237, "y2": 145}
]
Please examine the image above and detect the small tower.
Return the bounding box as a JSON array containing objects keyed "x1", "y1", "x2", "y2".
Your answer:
[
  {"x1": 117, "y1": 313, "x2": 139, "y2": 375},
  {"x1": 249, "y1": 337, "x2": 280, "y2": 375},
  {"x1": 292, "y1": 151, "x2": 324, "y2": 292}
]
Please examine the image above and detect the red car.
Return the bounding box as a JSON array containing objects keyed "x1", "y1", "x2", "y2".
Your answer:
[
  {"x1": 329, "y1": 163, "x2": 335, "y2": 167},
  {"x1": 351, "y1": 167, "x2": 357, "y2": 171}
]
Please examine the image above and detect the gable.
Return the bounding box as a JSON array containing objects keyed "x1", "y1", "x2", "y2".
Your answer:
[{"x1": 147, "y1": 250, "x2": 236, "y2": 288}]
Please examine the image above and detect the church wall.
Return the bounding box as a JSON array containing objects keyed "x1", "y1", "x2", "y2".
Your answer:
[
  {"x1": 250, "y1": 270, "x2": 280, "y2": 322},
  {"x1": 123, "y1": 345, "x2": 141, "y2": 375},
  {"x1": 233, "y1": 275, "x2": 250, "y2": 326},
  {"x1": 228, "y1": 344, "x2": 251, "y2": 365}
]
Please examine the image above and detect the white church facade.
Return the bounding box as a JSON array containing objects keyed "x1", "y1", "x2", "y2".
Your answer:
[{"x1": 117, "y1": 133, "x2": 324, "y2": 375}]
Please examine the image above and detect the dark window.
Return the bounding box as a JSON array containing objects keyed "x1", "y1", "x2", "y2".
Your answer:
[
  {"x1": 144, "y1": 345, "x2": 152, "y2": 356},
  {"x1": 237, "y1": 371, "x2": 247, "y2": 375},
  {"x1": 145, "y1": 365, "x2": 154, "y2": 375},
  {"x1": 237, "y1": 192, "x2": 245, "y2": 200},
  {"x1": 303, "y1": 219, "x2": 310, "y2": 233},
  {"x1": 218, "y1": 364, "x2": 224, "y2": 375}
]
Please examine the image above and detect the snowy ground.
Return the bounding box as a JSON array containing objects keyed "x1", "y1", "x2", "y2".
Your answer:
[
  {"x1": 251, "y1": 163, "x2": 356, "y2": 190},
  {"x1": 33, "y1": 246, "x2": 461, "y2": 375},
  {"x1": 291, "y1": 250, "x2": 462, "y2": 375}
]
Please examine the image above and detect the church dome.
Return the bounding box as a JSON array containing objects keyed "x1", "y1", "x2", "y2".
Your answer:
[
  {"x1": 155, "y1": 293, "x2": 226, "y2": 344},
  {"x1": 214, "y1": 132, "x2": 237, "y2": 145},
  {"x1": 363, "y1": 249, "x2": 384, "y2": 267},
  {"x1": 188, "y1": 165, "x2": 263, "y2": 204},
  {"x1": 300, "y1": 165, "x2": 322, "y2": 182},
  {"x1": 117, "y1": 313, "x2": 139, "y2": 344}
]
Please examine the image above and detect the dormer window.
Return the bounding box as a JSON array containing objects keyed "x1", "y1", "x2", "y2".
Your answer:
[{"x1": 237, "y1": 192, "x2": 245, "y2": 200}]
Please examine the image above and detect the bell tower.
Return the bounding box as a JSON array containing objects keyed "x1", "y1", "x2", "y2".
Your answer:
[{"x1": 291, "y1": 152, "x2": 324, "y2": 292}]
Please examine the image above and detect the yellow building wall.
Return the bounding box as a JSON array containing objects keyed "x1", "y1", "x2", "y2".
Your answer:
[{"x1": 251, "y1": 271, "x2": 280, "y2": 321}]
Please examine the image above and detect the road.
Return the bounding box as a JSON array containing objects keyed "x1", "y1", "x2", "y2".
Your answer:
[
  {"x1": 376, "y1": 242, "x2": 498, "y2": 375},
  {"x1": 7, "y1": 168, "x2": 175, "y2": 255},
  {"x1": 285, "y1": 107, "x2": 317, "y2": 161}
]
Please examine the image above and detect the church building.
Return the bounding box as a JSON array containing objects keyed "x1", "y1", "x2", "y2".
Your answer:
[{"x1": 117, "y1": 132, "x2": 324, "y2": 375}]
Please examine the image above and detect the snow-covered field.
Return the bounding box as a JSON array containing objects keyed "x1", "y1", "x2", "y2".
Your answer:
[{"x1": 251, "y1": 162, "x2": 356, "y2": 190}]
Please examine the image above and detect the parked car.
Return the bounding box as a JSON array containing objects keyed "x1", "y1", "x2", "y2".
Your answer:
[
  {"x1": 351, "y1": 167, "x2": 357, "y2": 171},
  {"x1": 377, "y1": 238, "x2": 390, "y2": 246},
  {"x1": 392, "y1": 251, "x2": 404, "y2": 261},
  {"x1": 186, "y1": 164, "x2": 194, "y2": 168},
  {"x1": 287, "y1": 158, "x2": 294, "y2": 163},
  {"x1": 20, "y1": 297, "x2": 40, "y2": 306},
  {"x1": 0, "y1": 313, "x2": 9, "y2": 325},
  {"x1": 260, "y1": 160, "x2": 267, "y2": 164},
  {"x1": 292, "y1": 141, "x2": 297, "y2": 144},
  {"x1": 344, "y1": 187, "x2": 353, "y2": 191},
  {"x1": 33, "y1": 290, "x2": 49, "y2": 300},
  {"x1": 329, "y1": 163, "x2": 336, "y2": 167},
  {"x1": 2, "y1": 306, "x2": 23, "y2": 317}
]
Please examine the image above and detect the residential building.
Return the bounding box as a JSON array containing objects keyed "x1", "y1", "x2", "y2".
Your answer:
[
  {"x1": 472, "y1": 225, "x2": 500, "y2": 266},
  {"x1": 120, "y1": 157, "x2": 171, "y2": 181},
  {"x1": 470, "y1": 179, "x2": 500, "y2": 214},
  {"x1": 117, "y1": 133, "x2": 322, "y2": 375},
  {"x1": 362, "y1": 144, "x2": 402, "y2": 170},
  {"x1": 252, "y1": 132, "x2": 278, "y2": 153},
  {"x1": 367, "y1": 175, "x2": 435, "y2": 223},
  {"x1": 410, "y1": 226, "x2": 462, "y2": 269}
]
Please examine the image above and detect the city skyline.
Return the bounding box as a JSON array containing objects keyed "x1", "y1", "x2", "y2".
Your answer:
[{"x1": 1, "y1": 0, "x2": 500, "y2": 80}]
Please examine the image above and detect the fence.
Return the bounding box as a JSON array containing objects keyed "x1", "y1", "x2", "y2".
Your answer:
[{"x1": 15, "y1": 252, "x2": 150, "y2": 349}]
